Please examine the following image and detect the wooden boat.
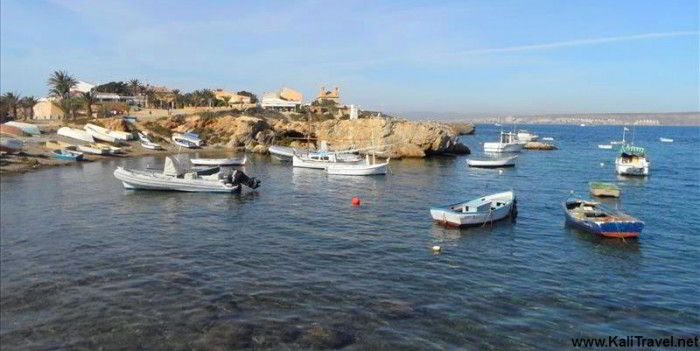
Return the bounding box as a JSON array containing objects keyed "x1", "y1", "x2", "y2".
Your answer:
[
  {"x1": 172, "y1": 133, "x2": 203, "y2": 147},
  {"x1": 326, "y1": 155, "x2": 389, "y2": 176},
  {"x1": 84, "y1": 124, "x2": 119, "y2": 143},
  {"x1": 50, "y1": 149, "x2": 83, "y2": 161},
  {"x1": 430, "y1": 191, "x2": 516, "y2": 227},
  {"x1": 615, "y1": 145, "x2": 649, "y2": 176},
  {"x1": 5, "y1": 121, "x2": 40, "y2": 135},
  {"x1": 467, "y1": 155, "x2": 517, "y2": 168},
  {"x1": 57, "y1": 127, "x2": 95, "y2": 143},
  {"x1": 589, "y1": 182, "x2": 621, "y2": 198},
  {"x1": 292, "y1": 151, "x2": 363, "y2": 169},
  {"x1": 659, "y1": 137, "x2": 673, "y2": 143},
  {"x1": 598, "y1": 144, "x2": 613, "y2": 150},
  {"x1": 483, "y1": 132, "x2": 524, "y2": 153},
  {"x1": 563, "y1": 199, "x2": 643, "y2": 238},
  {"x1": 191, "y1": 155, "x2": 247, "y2": 166},
  {"x1": 0, "y1": 124, "x2": 26, "y2": 137},
  {"x1": 113, "y1": 156, "x2": 260, "y2": 193},
  {"x1": 0, "y1": 137, "x2": 23, "y2": 152}
]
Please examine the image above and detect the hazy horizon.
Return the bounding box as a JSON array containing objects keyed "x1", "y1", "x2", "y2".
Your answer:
[{"x1": 1, "y1": 0, "x2": 698, "y2": 115}]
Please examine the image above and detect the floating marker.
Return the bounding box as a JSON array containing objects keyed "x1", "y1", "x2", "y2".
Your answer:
[
  {"x1": 432, "y1": 245, "x2": 442, "y2": 254},
  {"x1": 600, "y1": 162, "x2": 605, "y2": 167},
  {"x1": 352, "y1": 196, "x2": 361, "y2": 206},
  {"x1": 498, "y1": 169, "x2": 503, "y2": 175}
]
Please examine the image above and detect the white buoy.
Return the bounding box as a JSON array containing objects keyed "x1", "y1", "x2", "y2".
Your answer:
[
  {"x1": 600, "y1": 162, "x2": 605, "y2": 167},
  {"x1": 498, "y1": 169, "x2": 503, "y2": 175},
  {"x1": 432, "y1": 245, "x2": 442, "y2": 254}
]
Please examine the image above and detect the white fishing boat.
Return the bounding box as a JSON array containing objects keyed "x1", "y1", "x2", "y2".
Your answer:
[
  {"x1": 598, "y1": 144, "x2": 613, "y2": 150},
  {"x1": 467, "y1": 155, "x2": 517, "y2": 168},
  {"x1": 191, "y1": 155, "x2": 247, "y2": 166},
  {"x1": 659, "y1": 137, "x2": 673, "y2": 143},
  {"x1": 326, "y1": 155, "x2": 389, "y2": 176},
  {"x1": 483, "y1": 132, "x2": 524, "y2": 153},
  {"x1": 615, "y1": 145, "x2": 650, "y2": 176},
  {"x1": 84, "y1": 124, "x2": 119, "y2": 143},
  {"x1": 57, "y1": 127, "x2": 95, "y2": 143},
  {"x1": 0, "y1": 137, "x2": 23, "y2": 152},
  {"x1": 292, "y1": 151, "x2": 363, "y2": 169},
  {"x1": 430, "y1": 191, "x2": 517, "y2": 227},
  {"x1": 5, "y1": 121, "x2": 40, "y2": 135},
  {"x1": 516, "y1": 130, "x2": 538, "y2": 142},
  {"x1": 113, "y1": 156, "x2": 260, "y2": 193},
  {"x1": 580, "y1": 123, "x2": 586, "y2": 127},
  {"x1": 542, "y1": 137, "x2": 554, "y2": 141},
  {"x1": 172, "y1": 133, "x2": 203, "y2": 147}
]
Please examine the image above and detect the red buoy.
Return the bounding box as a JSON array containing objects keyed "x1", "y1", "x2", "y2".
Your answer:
[{"x1": 352, "y1": 197, "x2": 361, "y2": 206}]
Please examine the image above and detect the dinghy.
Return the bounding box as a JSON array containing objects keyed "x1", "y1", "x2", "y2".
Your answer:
[
  {"x1": 659, "y1": 137, "x2": 673, "y2": 143},
  {"x1": 57, "y1": 127, "x2": 95, "y2": 143},
  {"x1": 141, "y1": 141, "x2": 163, "y2": 150},
  {"x1": 113, "y1": 156, "x2": 260, "y2": 193},
  {"x1": 598, "y1": 144, "x2": 613, "y2": 150},
  {"x1": 50, "y1": 149, "x2": 83, "y2": 161},
  {"x1": 172, "y1": 133, "x2": 203, "y2": 147},
  {"x1": 615, "y1": 145, "x2": 649, "y2": 176},
  {"x1": 563, "y1": 199, "x2": 643, "y2": 238},
  {"x1": 5, "y1": 121, "x2": 40, "y2": 135},
  {"x1": 467, "y1": 155, "x2": 517, "y2": 168},
  {"x1": 326, "y1": 155, "x2": 389, "y2": 176},
  {"x1": 95, "y1": 143, "x2": 124, "y2": 154},
  {"x1": 0, "y1": 124, "x2": 26, "y2": 137},
  {"x1": 430, "y1": 191, "x2": 517, "y2": 227},
  {"x1": 191, "y1": 155, "x2": 247, "y2": 166},
  {"x1": 483, "y1": 132, "x2": 524, "y2": 153},
  {"x1": 589, "y1": 182, "x2": 621, "y2": 198},
  {"x1": 84, "y1": 124, "x2": 120, "y2": 143},
  {"x1": 0, "y1": 137, "x2": 23, "y2": 152}
]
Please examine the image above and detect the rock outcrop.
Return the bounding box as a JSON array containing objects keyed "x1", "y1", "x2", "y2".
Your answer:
[
  {"x1": 449, "y1": 122, "x2": 475, "y2": 135},
  {"x1": 524, "y1": 141, "x2": 557, "y2": 150}
]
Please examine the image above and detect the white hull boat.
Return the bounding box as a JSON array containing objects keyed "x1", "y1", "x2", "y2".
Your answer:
[
  {"x1": 598, "y1": 144, "x2": 613, "y2": 149},
  {"x1": 84, "y1": 124, "x2": 118, "y2": 143},
  {"x1": 191, "y1": 155, "x2": 247, "y2": 166},
  {"x1": 467, "y1": 155, "x2": 517, "y2": 168},
  {"x1": 77, "y1": 144, "x2": 109, "y2": 155},
  {"x1": 326, "y1": 156, "x2": 389, "y2": 176},
  {"x1": 57, "y1": 127, "x2": 95, "y2": 143},
  {"x1": 141, "y1": 142, "x2": 163, "y2": 150},
  {"x1": 86, "y1": 123, "x2": 132, "y2": 141},
  {"x1": 292, "y1": 152, "x2": 363, "y2": 169},
  {"x1": 172, "y1": 133, "x2": 203, "y2": 147},
  {"x1": 430, "y1": 191, "x2": 517, "y2": 227},
  {"x1": 516, "y1": 130, "x2": 538, "y2": 142},
  {"x1": 0, "y1": 137, "x2": 23, "y2": 152},
  {"x1": 5, "y1": 121, "x2": 40, "y2": 135},
  {"x1": 542, "y1": 137, "x2": 554, "y2": 141},
  {"x1": 483, "y1": 132, "x2": 524, "y2": 153},
  {"x1": 95, "y1": 143, "x2": 123, "y2": 154},
  {"x1": 268, "y1": 145, "x2": 298, "y2": 161},
  {"x1": 114, "y1": 156, "x2": 260, "y2": 193},
  {"x1": 659, "y1": 138, "x2": 673, "y2": 143},
  {"x1": 615, "y1": 145, "x2": 649, "y2": 176}
]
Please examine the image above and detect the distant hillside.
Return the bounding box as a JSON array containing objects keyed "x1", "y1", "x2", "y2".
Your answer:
[{"x1": 397, "y1": 112, "x2": 700, "y2": 126}]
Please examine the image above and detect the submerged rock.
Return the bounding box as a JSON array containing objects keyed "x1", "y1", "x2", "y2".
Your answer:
[
  {"x1": 524, "y1": 141, "x2": 557, "y2": 150},
  {"x1": 300, "y1": 324, "x2": 355, "y2": 349}
]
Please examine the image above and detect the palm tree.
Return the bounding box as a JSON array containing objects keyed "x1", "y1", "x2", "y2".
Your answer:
[
  {"x1": 128, "y1": 79, "x2": 142, "y2": 96},
  {"x1": 3, "y1": 92, "x2": 21, "y2": 120},
  {"x1": 172, "y1": 89, "x2": 182, "y2": 109},
  {"x1": 20, "y1": 96, "x2": 37, "y2": 120},
  {"x1": 80, "y1": 92, "x2": 96, "y2": 118},
  {"x1": 48, "y1": 70, "x2": 77, "y2": 120}
]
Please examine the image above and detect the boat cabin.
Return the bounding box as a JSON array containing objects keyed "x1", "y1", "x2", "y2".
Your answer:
[
  {"x1": 499, "y1": 132, "x2": 518, "y2": 144},
  {"x1": 451, "y1": 198, "x2": 505, "y2": 213}
]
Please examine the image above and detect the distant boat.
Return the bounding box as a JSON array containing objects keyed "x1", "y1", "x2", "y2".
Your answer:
[
  {"x1": 191, "y1": 155, "x2": 247, "y2": 166},
  {"x1": 5, "y1": 121, "x2": 40, "y2": 135},
  {"x1": 494, "y1": 123, "x2": 502, "y2": 127},
  {"x1": 78, "y1": 144, "x2": 110, "y2": 155},
  {"x1": 50, "y1": 149, "x2": 83, "y2": 161},
  {"x1": 0, "y1": 124, "x2": 27, "y2": 137},
  {"x1": 564, "y1": 198, "x2": 643, "y2": 238},
  {"x1": 326, "y1": 155, "x2": 389, "y2": 176},
  {"x1": 542, "y1": 137, "x2": 554, "y2": 141},
  {"x1": 516, "y1": 130, "x2": 538, "y2": 142},
  {"x1": 467, "y1": 155, "x2": 517, "y2": 168},
  {"x1": 589, "y1": 182, "x2": 621, "y2": 198},
  {"x1": 95, "y1": 143, "x2": 124, "y2": 154},
  {"x1": 57, "y1": 127, "x2": 95, "y2": 143},
  {"x1": 659, "y1": 137, "x2": 673, "y2": 143},
  {"x1": 430, "y1": 191, "x2": 517, "y2": 227},
  {"x1": 483, "y1": 132, "x2": 524, "y2": 153},
  {"x1": 579, "y1": 123, "x2": 586, "y2": 127},
  {"x1": 615, "y1": 145, "x2": 649, "y2": 176},
  {"x1": 0, "y1": 137, "x2": 23, "y2": 152},
  {"x1": 598, "y1": 144, "x2": 613, "y2": 150}
]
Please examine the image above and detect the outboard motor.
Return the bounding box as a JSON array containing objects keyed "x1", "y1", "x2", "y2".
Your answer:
[{"x1": 224, "y1": 169, "x2": 260, "y2": 189}]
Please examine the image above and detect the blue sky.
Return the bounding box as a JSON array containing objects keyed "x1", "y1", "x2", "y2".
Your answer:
[{"x1": 1, "y1": 0, "x2": 698, "y2": 115}]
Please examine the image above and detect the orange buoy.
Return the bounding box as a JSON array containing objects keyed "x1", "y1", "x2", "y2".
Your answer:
[{"x1": 352, "y1": 197, "x2": 361, "y2": 206}]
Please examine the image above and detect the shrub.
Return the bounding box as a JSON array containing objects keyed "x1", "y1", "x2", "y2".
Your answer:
[{"x1": 144, "y1": 121, "x2": 172, "y2": 138}]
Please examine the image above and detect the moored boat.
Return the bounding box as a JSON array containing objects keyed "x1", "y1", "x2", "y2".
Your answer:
[
  {"x1": 589, "y1": 182, "x2": 621, "y2": 198},
  {"x1": 615, "y1": 145, "x2": 649, "y2": 176},
  {"x1": 326, "y1": 155, "x2": 389, "y2": 176},
  {"x1": 292, "y1": 151, "x2": 363, "y2": 169},
  {"x1": 659, "y1": 137, "x2": 673, "y2": 143},
  {"x1": 467, "y1": 155, "x2": 517, "y2": 168},
  {"x1": 563, "y1": 198, "x2": 643, "y2": 238},
  {"x1": 483, "y1": 132, "x2": 524, "y2": 153},
  {"x1": 172, "y1": 133, "x2": 203, "y2": 147},
  {"x1": 598, "y1": 144, "x2": 613, "y2": 150},
  {"x1": 50, "y1": 149, "x2": 84, "y2": 161},
  {"x1": 5, "y1": 121, "x2": 40, "y2": 135},
  {"x1": 268, "y1": 145, "x2": 299, "y2": 161},
  {"x1": 191, "y1": 155, "x2": 247, "y2": 166},
  {"x1": 542, "y1": 137, "x2": 554, "y2": 141},
  {"x1": 57, "y1": 127, "x2": 95, "y2": 143},
  {"x1": 430, "y1": 191, "x2": 517, "y2": 227}
]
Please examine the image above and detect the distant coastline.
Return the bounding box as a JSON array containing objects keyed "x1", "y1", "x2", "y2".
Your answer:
[{"x1": 402, "y1": 112, "x2": 700, "y2": 126}]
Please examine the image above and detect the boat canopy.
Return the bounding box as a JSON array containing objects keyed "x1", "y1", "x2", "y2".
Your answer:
[
  {"x1": 619, "y1": 145, "x2": 646, "y2": 156},
  {"x1": 163, "y1": 156, "x2": 187, "y2": 176}
]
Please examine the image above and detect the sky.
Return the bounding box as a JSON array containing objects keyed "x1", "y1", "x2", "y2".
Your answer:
[{"x1": 1, "y1": 0, "x2": 698, "y2": 116}]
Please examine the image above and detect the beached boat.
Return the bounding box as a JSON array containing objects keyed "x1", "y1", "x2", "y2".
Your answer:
[
  {"x1": 138, "y1": 132, "x2": 151, "y2": 143},
  {"x1": 542, "y1": 137, "x2": 554, "y2": 141},
  {"x1": 113, "y1": 156, "x2": 260, "y2": 193},
  {"x1": 483, "y1": 132, "x2": 524, "y2": 153},
  {"x1": 95, "y1": 143, "x2": 124, "y2": 154},
  {"x1": 268, "y1": 145, "x2": 299, "y2": 161},
  {"x1": 77, "y1": 144, "x2": 109, "y2": 155},
  {"x1": 5, "y1": 121, "x2": 40, "y2": 135},
  {"x1": 191, "y1": 155, "x2": 247, "y2": 167},
  {"x1": 563, "y1": 199, "x2": 643, "y2": 238},
  {"x1": 430, "y1": 191, "x2": 517, "y2": 227},
  {"x1": 326, "y1": 155, "x2": 389, "y2": 175},
  {"x1": 57, "y1": 127, "x2": 95, "y2": 143},
  {"x1": 516, "y1": 130, "x2": 538, "y2": 142},
  {"x1": 84, "y1": 124, "x2": 119, "y2": 143},
  {"x1": 0, "y1": 124, "x2": 27, "y2": 137},
  {"x1": 50, "y1": 149, "x2": 83, "y2": 161},
  {"x1": 172, "y1": 133, "x2": 203, "y2": 147},
  {"x1": 467, "y1": 155, "x2": 517, "y2": 168},
  {"x1": 615, "y1": 145, "x2": 649, "y2": 176},
  {"x1": 141, "y1": 141, "x2": 163, "y2": 150},
  {"x1": 598, "y1": 144, "x2": 613, "y2": 150},
  {"x1": 589, "y1": 182, "x2": 621, "y2": 198},
  {"x1": 292, "y1": 151, "x2": 363, "y2": 169},
  {"x1": 0, "y1": 137, "x2": 23, "y2": 152},
  {"x1": 659, "y1": 137, "x2": 673, "y2": 143}
]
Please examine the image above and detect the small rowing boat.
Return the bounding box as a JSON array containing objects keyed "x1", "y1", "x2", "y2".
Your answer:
[
  {"x1": 0, "y1": 137, "x2": 23, "y2": 152},
  {"x1": 191, "y1": 155, "x2": 247, "y2": 166},
  {"x1": 5, "y1": 121, "x2": 40, "y2": 135},
  {"x1": 326, "y1": 155, "x2": 389, "y2": 176},
  {"x1": 542, "y1": 137, "x2": 554, "y2": 141},
  {"x1": 57, "y1": 127, "x2": 95, "y2": 143},
  {"x1": 659, "y1": 137, "x2": 673, "y2": 143},
  {"x1": 589, "y1": 182, "x2": 621, "y2": 198},
  {"x1": 467, "y1": 155, "x2": 517, "y2": 168},
  {"x1": 563, "y1": 198, "x2": 643, "y2": 238},
  {"x1": 50, "y1": 149, "x2": 83, "y2": 161},
  {"x1": 430, "y1": 191, "x2": 517, "y2": 227}
]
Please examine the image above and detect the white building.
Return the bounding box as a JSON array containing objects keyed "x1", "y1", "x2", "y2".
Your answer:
[{"x1": 261, "y1": 92, "x2": 301, "y2": 111}]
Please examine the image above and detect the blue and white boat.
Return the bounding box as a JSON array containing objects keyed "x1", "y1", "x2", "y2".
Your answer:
[
  {"x1": 430, "y1": 191, "x2": 517, "y2": 227},
  {"x1": 50, "y1": 149, "x2": 84, "y2": 161},
  {"x1": 563, "y1": 198, "x2": 644, "y2": 238},
  {"x1": 172, "y1": 133, "x2": 203, "y2": 148},
  {"x1": 5, "y1": 121, "x2": 41, "y2": 135}
]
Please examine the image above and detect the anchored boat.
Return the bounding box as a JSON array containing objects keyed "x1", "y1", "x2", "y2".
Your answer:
[
  {"x1": 292, "y1": 151, "x2": 363, "y2": 169},
  {"x1": 467, "y1": 155, "x2": 517, "y2": 168},
  {"x1": 326, "y1": 155, "x2": 389, "y2": 176},
  {"x1": 563, "y1": 199, "x2": 643, "y2": 238},
  {"x1": 483, "y1": 132, "x2": 524, "y2": 153},
  {"x1": 598, "y1": 144, "x2": 613, "y2": 150},
  {"x1": 430, "y1": 191, "x2": 517, "y2": 227},
  {"x1": 615, "y1": 145, "x2": 649, "y2": 176},
  {"x1": 516, "y1": 130, "x2": 538, "y2": 142},
  {"x1": 659, "y1": 137, "x2": 673, "y2": 143},
  {"x1": 589, "y1": 182, "x2": 621, "y2": 198}
]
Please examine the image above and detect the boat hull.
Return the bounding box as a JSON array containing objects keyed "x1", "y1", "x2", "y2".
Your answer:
[
  {"x1": 5, "y1": 121, "x2": 40, "y2": 135},
  {"x1": 326, "y1": 162, "x2": 388, "y2": 175},
  {"x1": 483, "y1": 142, "x2": 524, "y2": 153},
  {"x1": 0, "y1": 138, "x2": 23, "y2": 152},
  {"x1": 467, "y1": 156, "x2": 517, "y2": 168},
  {"x1": 113, "y1": 168, "x2": 240, "y2": 193},
  {"x1": 431, "y1": 191, "x2": 516, "y2": 227},
  {"x1": 615, "y1": 159, "x2": 649, "y2": 176},
  {"x1": 598, "y1": 144, "x2": 612, "y2": 149},
  {"x1": 191, "y1": 155, "x2": 247, "y2": 166},
  {"x1": 141, "y1": 142, "x2": 163, "y2": 150},
  {"x1": 57, "y1": 127, "x2": 95, "y2": 143},
  {"x1": 563, "y1": 201, "x2": 643, "y2": 238}
]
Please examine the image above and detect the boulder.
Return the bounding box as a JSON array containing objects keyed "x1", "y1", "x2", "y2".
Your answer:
[{"x1": 524, "y1": 141, "x2": 557, "y2": 150}]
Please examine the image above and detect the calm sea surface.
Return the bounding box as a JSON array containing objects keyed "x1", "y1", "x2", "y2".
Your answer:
[{"x1": 1, "y1": 125, "x2": 699, "y2": 350}]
